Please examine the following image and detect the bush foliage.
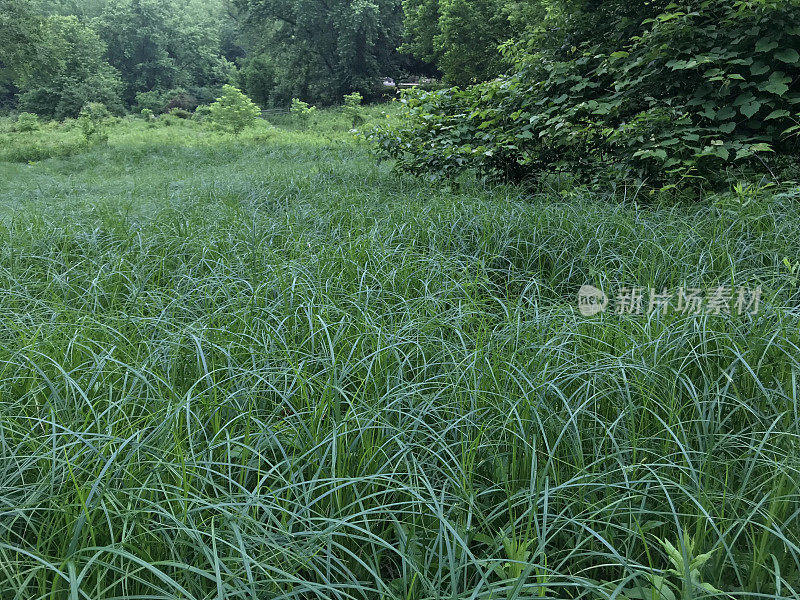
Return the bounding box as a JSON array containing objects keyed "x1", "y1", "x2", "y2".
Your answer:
[
  {"x1": 290, "y1": 98, "x2": 318, "y2": 130},
  {"x1": 343, "y1": 91, "x2": 365, "y2": 127},
  {"x1": 370, "y1": 0, "x2": 800, "y2": 189},
  {"x1": 208, "y1": 85, "x2": 262, "y2": 135},
  {"x1": 78, "y1": 102, "x2": 111, "y2": 144},
  {"x1": 15, "y1": 112, "x2": 40, "y2": 132}
]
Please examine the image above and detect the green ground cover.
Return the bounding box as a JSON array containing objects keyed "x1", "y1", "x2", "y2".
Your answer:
[{"x1": 0, "y1": 111, "x2": 798, "y2": 599}]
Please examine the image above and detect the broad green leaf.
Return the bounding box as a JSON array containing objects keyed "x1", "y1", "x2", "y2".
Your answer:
[
  {"x1": 775, "y1": 48, "x2": 800, "y2": 64},
  {"x1": 765, "y1": 109, "x2": 790, "y2": 120},
  {"x1": 741, "y1": 101, "x2": 761, "y2": 118},
  {"x1": 716, "y1": 106, "x2": 736, "y2": 120},
  {"x1": 761, "y1": 73, "x2": 790, "y2": 95},
  {"x1": 750, "y1": 142, "x2": 774, "y2": 152},
  {"x1": 755, "y1": 39, "x2": 779, "y2": 53}
]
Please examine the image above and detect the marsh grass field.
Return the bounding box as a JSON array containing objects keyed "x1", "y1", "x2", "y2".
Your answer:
[{"x1": 0, "y1": 110, "x2": 799, "y2": 599}]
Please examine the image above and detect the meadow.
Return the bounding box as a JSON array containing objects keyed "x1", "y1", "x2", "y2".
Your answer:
[{"x1": 0, "y1": 110, "x2": 799, "y2": 599}]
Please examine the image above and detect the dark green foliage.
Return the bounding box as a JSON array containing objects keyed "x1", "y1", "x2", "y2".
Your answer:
[
  {"x1": 192, "y1": 104, "x2": 213, "y2": 122},
  {"x1": 0, "y1": 0, "x2": 41, "y2": 84},
  {"x1": 94, "y1": 0, "x2": 234, "y2": 105},
  {"x1": 401, "y1": 0, "x2": 539, "y2": 85},
  {"x1": 235, "y1": 0, "x2": 406, "y2": 104},
  {"x1": 14, "y1": 16, "x2": 123, "y2": 119},
  {"x1": 134, "y1": 88, "x2": 203, "y2": 115},
  {"x1": 372, "y1": 0, "x2": 800, "y2": 189},
  {"x1": 133, "y1": 90, "x2": 166, "y2": 115},
  {"x1": 163, "y1": 89, "x2": 200, "y2": 112},
  {"x1": 169, "y1": 108, "x2": 192, "y2": 120},
  {"x1": 235, "y1": 53, "x2": 278, "y2": 107}
]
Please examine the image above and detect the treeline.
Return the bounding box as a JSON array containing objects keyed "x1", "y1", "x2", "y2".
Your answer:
[
  {"x1": 0, "y1": 0, "x2": 538, "y2": 117},
  {"x1": 0, "y1": 0, "x2": 236, "y2": 117}
]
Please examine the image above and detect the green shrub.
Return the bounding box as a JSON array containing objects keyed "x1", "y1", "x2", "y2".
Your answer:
[
  {"x1": 15, "y1": 112, "x2": 40, "y2": 132},
  {"x1": 134, "y1": 91, "x2": 166, "y2": 115},
  {"x1": 169, "y1": 108, "x2": 192, "y2": 120},
  {"x1": 290, "y1": 98, "x2": 317, "y2": 130},
  {"x1": 78, "y1": 102, "x2": 111, "y2": 144},
  {"x1": 164, "y1": 89, "x2": 199, "y2": 112},
  {"x1": 343, "y1": 92, "x2": 364, "y2": 128},
  {"x1": 208, "y1": 85, "x2": 262, "y2": 135},
  {"x1": 0, "y1": 138, "x2": 87, "y2": 162},
  {"x1": 192, "y1": 105, "x2": 212, "y2": 123},
  {"x1": 370, "y1": 0, "x2": 800, "y2": 190}
]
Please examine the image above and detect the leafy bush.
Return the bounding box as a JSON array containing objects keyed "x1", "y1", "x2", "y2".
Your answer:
[
  {"x1": 140, "y1": 108, "x2": 155, "y2": 121},
  {"x1": 134, "y1": 89, "x2": 201, "y2": 116},
  {"x1": 192, "y1": 105, "x2": 212, "y2": 123},
  {"x1": 0, "y1": 137, "x2": 87, "y2": 162},
  {"x1": 343, "y1": 91, "x2": 364, "y2": 128},
  {"x1": 208, "y1": 85, "x2": 262, "y2": 136},
  {"x1": 78, "y1": 102, "x2": 111, "y2": 144},
  {"x1": 370, "y1": 0, "x2": 800, "y2": 190},
  {"x1": 169, "y1": 108, "x2": 192, "y2": 120},
  {"x1": 15, "y1": 112, "x2": 40, "y2": 132},
  {"x1": 164, "y1": 88, "x2": 199, "y2": 112},
  {"x1": 134, "y1": 91, "x2": 166, "y2": 115},
  {"x1": 290, "y1": 98, "x2": 317, "y2": 130}
]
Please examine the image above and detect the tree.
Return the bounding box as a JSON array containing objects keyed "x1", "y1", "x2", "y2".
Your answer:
[
  {"x1": 15, "y1": 15, "x2": 123, "y2": 118},
  {"x1": 94, "y1": 0, "x2": 234, "y2": 104},
  {"x1": 400, "y1": 0, "x2": 542, "y2": 85},
  {"x1": 207, "y1": 84, "x2": 262, "y2": 135},
  {"x1": 235, "y1": 0, "x2": 406, "y2": 105},
  {"x1": 0, "y1": 0, "x2": 42, "y2": 84}
]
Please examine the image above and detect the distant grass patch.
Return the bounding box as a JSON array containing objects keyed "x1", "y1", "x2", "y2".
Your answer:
[
  {"x1": 0, "y1": 111, "x2": 798, "y2": 599},
  {"x1": 0, "y1": 118, "x2": 87, "y2": 162}
]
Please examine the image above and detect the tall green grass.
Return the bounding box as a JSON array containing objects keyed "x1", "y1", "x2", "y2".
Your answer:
[{"x1": 0, "y1": 114, "x2": 798, "y2": 599}]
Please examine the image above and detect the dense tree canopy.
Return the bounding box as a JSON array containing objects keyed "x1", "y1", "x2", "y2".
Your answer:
[
  {"x1": 94, "y1": 0, "x2": 234, "y2": 104},
  {"x1": 0, "y1": 0, "x2": 41, "y2": 84},
  {"x1": 15, "y1": 15, "x2": 123, "y2": 118},
  {"x1": 401, "y1": 0, "x2": 539, "y2": 85},
  {"x1": 234, "y1": 0, "x2": 407, "y2": 105}
]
